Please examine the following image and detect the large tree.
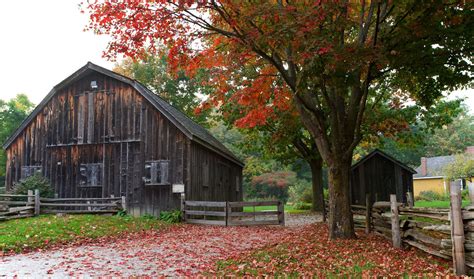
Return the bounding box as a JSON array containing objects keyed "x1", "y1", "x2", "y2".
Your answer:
[
  {"x1": 0, "y1": 94, "x2": 35, "y2": 177},
  {"x1": 85, "y1": 1, "x2": 473, "y2": 239}
]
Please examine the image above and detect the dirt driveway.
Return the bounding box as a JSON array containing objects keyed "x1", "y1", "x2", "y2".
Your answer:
[{"x1": 0, "y1": 214, "x2": 320, "y2": 278}]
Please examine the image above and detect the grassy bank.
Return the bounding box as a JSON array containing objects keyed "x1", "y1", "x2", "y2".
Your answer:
[
  {"x1": 0, "y1": 214, "x2": 167, "y2": 253},
  {"x1": 415, "y1": 200, "x2": 470, "y2": 208}
]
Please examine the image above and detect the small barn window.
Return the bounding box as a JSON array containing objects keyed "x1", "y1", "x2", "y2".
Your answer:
[
  {"x1": 21, "y1": 166, "x2": 42, "y2": 180},
  {"x1": 236, "y1": 176, "x2": 240, "y2": 192},
  {"x1": 79, "y1": 163, "x2": 103, "y2": 187},
  {"x1": 202, "y1": 162, "x2": 209, "y2": 187},
  {"x1": 144, "y1": 160, "x2": 170, "y2": 185}
]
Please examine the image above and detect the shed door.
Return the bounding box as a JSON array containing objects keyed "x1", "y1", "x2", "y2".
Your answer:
[{"x1": 218, "y1": 162, "x2": 231, "y2": 201}]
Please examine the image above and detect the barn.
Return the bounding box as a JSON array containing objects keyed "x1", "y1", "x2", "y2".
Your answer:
[
  {"x1": 2, "y1": 62, "x2": 244, "y2": 216},
  {"x1": 350, "y1": 149, "x2": 416, "y2": 206}
]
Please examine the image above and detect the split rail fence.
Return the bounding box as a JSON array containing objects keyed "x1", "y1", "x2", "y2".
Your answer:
[
  {"x1": 182, "y1": 200, "x2": 285, "y2": 226},
  {"x1": 0, "y1": 189, "x2": 126, "y2": 221},
  {"x1": 352, "y1": 180, "x2": 473, "y2": 276}
]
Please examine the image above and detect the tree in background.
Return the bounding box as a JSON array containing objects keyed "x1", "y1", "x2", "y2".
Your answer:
[
  {"x1": 113, "y1": 55, "x2": 212, "y2": 126},
  {"x1": 0, "y1": 94, "x2": 35, "y2": 178},
  {"x1": 249, "y1": 170, "x2": 297, "y2": 203},
  {"x1": 86, "y1": 1, "x2": 473, "y2": 239},
  {"x1": 424, "y1": 110, "x2": 474, "y2": 157},
  {"x1": 355, "y1": 100, "x2": 467, "y2": 167}
]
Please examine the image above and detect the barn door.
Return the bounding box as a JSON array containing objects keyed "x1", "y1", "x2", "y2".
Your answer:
[{"x1": 218, "y1": 162, "x2": 231, "y2": 201}]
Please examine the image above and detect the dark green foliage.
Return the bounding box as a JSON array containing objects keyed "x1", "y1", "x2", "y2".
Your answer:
[
  {"x1": 12, "y1": 174, "x2": 54, "y2": 198},
  {"x1": 159, "y1": 210, "x2": 182, "y2": 223},
  {"x1": 114, "y1": 55, "x2": 212, "y2": 127},
  {"x1": 0, "y1": 94, "x2": 35, "y2": 177}
]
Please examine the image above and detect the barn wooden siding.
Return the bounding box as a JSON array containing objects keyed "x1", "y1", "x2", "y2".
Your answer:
[
  {"x1": 350, "y1": 151, "x2": 414, "y2": 206},
  {"x1": 5, "y1": 71, "x2": 242, "y2": 216}
]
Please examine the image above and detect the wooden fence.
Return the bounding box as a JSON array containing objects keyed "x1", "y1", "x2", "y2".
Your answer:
[
  {"x1": 0, "y1": 190, "x2": 126, "y2": 221},
  {"x1": 183, "y1": 200, "x2": 285, "y2": 226},
  {"x1": 352, "y1": 181, "x2": 474, "y2": 276}
]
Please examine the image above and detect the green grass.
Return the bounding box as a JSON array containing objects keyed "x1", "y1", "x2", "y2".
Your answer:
[
  {"x1": 243, "y1": 204, "x2": 310, "y2": 214},
  {"x1": 0, "y1": 214, "x2": 168, "y2": 253},
  {"x1": 415, "y1": 200, "x2": 471, "y2": 208}
]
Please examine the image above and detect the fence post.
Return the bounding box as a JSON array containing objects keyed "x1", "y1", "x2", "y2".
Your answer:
[
  {"x1": 450, "y1": 180, "x2": 466, "y2": 275},
  {"x1": 390, "y1": 194, "x2": 401, "y2": 249},
  {"x1": 407, "y1": 192, "x2": 414, "y2": 208},
  {"x1": 180, "y1": 194, "x2": 186, "y2": 222},
  {"x1": 278, "y1": 201, "x2": 285, "y2": 226},
  {"x1": 34, "y1": 189, "x2": 40, "y2": 216},
  {"x1": 27, "y1": 190, "x2": 33, "y2": 205},
  {"x1": 365, "y1": 193, "x2": 371, "y2": 234},
  {"x1": 121, "y1": 196, "x2": 127, "y2": 212}
]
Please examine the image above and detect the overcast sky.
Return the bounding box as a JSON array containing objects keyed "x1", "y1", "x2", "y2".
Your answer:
[{"x1": 0, "y1": 1, "x2": 472, "y2": 112}]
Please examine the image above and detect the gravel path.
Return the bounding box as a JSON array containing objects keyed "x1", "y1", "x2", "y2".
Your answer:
[{"x1": 0, "y1": 213, "x2": 320, "y2": 278}]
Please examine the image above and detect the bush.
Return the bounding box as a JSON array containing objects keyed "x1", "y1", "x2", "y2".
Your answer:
[
  {"x1": 416, "y1": 190, "x2": 448, "y2": 201},
  {"x1": 293, "y1": 202, "x2": 312, "y2": 210},
  {"x1": 288, "y1": 180, "x2": 312, "y2": 204},
  {"x1": 462, "y1": 189, "x2": 470, "y2": 201},
  {"x1": 12, "y1": 174, "x2": 54, "y2": 198},
  {"x1": 159, "y1": 210, "x2": 182, "y2": 223}
]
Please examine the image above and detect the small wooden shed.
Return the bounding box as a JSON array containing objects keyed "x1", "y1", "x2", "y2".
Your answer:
[
  {"x1": 2, "y1": 62, "x2": 244, "y2": 217},
  {"x1": 350, "y1": 149, "x2": 416, "y2": 205}
]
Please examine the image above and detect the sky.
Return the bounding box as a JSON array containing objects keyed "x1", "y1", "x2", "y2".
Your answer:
[{"x1": 0, "y1": 1, "x2": 472, "y2": 112}]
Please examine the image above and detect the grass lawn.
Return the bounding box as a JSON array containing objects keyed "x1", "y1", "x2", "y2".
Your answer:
[
  {"x1": 0, "y1": 214, "x2": 167, "y2": 254},
  {"x1": 243, "y1": 204, "x2": 310, "y2": 214},
  {"x1": 415, "y1": 200, "x2": 471, "y2": 208}
]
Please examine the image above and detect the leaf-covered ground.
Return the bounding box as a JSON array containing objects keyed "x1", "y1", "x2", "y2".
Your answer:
[
  {"x1": 0, "y1": 214, "x2": 451, "y2": 277},
  {"x1": 206, "y1": 224, "x2": 451, "y2": 277}
]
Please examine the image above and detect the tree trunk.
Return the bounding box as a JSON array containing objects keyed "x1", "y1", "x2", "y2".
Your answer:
[
  {"x1": 309, "y1": 159, "x2": 325, "y2": 216},
  {"x1": 328, "y1": 158, "x2": 356, "y2": 239}
]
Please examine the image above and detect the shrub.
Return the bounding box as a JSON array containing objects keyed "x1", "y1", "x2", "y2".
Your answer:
[
  {"x1": 159, "y1": 210, "x2": 182, "y2": 223},
  {"x1": 293, "y1": 202, "x2": 312, "y2": 210},
  {"x1": 416, "y1": 190, "x2": 448, "y2": 201},
  {"x1": 288, "y1": 180, "x2": 312, "y2": 204},
  {"x1": 12, "y1": 174, "x2": 54, "y2": 198},
  {"x1": 462, "y1": 189, "x2": 470, "y2": 201}
]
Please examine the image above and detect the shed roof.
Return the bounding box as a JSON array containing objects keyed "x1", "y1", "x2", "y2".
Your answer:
[
  {"x1": 2, "y1": 62, "x2": 244, "y2": 167},
  {"x1": 351, "y1": 149, "x2": 417, "y2": 174}
]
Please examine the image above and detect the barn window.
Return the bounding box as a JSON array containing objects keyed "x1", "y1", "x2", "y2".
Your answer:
[
  {"x1": 144, "y1": 160, "x2": 169, "y2": 185},
  {"x1": 79, "y1": 163, "x2": 103, "y2": 187},
  {"x1": 236, "y1": 176, "x2": 240, "y2": 192},
  {"x1": 21, "y1": 166, "x2": 42, "y2": 180},
  {"x1": 202, "y1": 162, "x2": 209, "y2": 187}
]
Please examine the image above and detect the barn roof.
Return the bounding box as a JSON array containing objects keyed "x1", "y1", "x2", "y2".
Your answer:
[
  {"x1": 2, "y1": 62, "x2": 244, "y2": 167},
  {"x1": 351, "y1": 149, "x2": 417, "y2": 174}
]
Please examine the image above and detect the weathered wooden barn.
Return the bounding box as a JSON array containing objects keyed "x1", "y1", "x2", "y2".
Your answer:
[
  {"x1": 350, "y1": 149, "x2": 416, "y2": 205},
  {"x1": 2, "y1": 62, "x2": 244, "y2": 216}
]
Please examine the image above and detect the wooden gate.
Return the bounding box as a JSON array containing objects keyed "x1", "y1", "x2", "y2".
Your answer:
[{"x1": 182, "y1": 200, "x2": 285, "y2": 226}]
